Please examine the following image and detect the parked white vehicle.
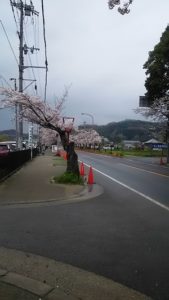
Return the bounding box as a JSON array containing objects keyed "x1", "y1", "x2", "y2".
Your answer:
[
  {"x1": 103, "y1": 145, "x2": 114, "y2": 150},
  {"x1": 0, "y1": 141, "x2": 16, "y2": 151}
]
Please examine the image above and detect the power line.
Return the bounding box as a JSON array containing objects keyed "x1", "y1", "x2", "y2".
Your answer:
[
  {"x1": 0, "y1": 75, "x2": 12, "y2": 88},
  {"x1": 23, "y1": 21, "x2": 38, "y2": 95},
  {"x1": 23, "y1": 13, "x2": 47, "y2": 97},
  {"x1": 9, "y1": 0, "x2": 19, "y2": 36},
  {"x1": 33, "y1": 14, "x2": 37, "y2": 48},
  {"x1": 37, "y1": 14, "x2": 40, "y2": 48},
  {"x1": 32, "y1": 14, "x2": 43, "y2": 96},
  {"x1": 41, "y1": 0, "x2": 48, "y2": 102},
  {"x1": 10, "y1": 0, "x2": 39, "y2": 149},
  {"x1": 35, "y1": 51, "x2": 43, "y2": 97},
  {"x1": 24, "y1": 54, "x2": 37, "y2": 95},
  {"x1": 24, "y1": 23, "x2": 36, "y2": 80},
  {"x1": 15, "y1": 2, "x2": 20, "y2": 25},
  {"x1": 0, "y1": 19, "x2": 19, "y2": 66}
]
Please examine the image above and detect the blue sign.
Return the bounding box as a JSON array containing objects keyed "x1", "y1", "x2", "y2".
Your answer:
[{"x1": 152, "y1": 143, "x2": 167, "y2": 149}]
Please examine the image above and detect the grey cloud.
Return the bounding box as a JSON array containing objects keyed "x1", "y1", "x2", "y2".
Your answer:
[{"x1": 1, "y1": 0, "x2": 169, "y2": 130}]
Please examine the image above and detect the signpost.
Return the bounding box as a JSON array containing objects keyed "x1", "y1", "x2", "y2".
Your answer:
[
  {"x1": 139, "y1": 95, "x2": 169, "y2": 163},
  {"x1": 152, "y1": 143, "x2": 167, "y2": 149},
  {"x1": 139, "y1": 96, "x2": 150, "y2": 107},
  {"x1": 28, "y1": 124, "x2": 33, "y2": 159}
]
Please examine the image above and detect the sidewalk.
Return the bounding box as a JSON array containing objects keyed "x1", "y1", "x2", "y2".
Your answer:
[
  {"x1": 0, "y1": 153, "x2": 84, "y2": 206},
  {"x1": 0, "y1": 247, "x2": 152, "y2": 300},
  {"x1": 0, "y1": 153, "x2": 152, "y2": 299}
]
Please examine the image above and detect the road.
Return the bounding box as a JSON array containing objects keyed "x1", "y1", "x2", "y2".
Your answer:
[
  {"x1": 78, "y1": 152, "x2": 169, "y2": 207},
  {"x1": 0, "y1": 152, "x2": 169, "y2": 300}
]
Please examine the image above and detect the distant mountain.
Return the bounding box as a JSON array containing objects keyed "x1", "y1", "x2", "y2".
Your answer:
[
  {"x1": 1, "y1": 119, "x2": 164, "y2": 143},
  {"x1": 0, "y1": 130, "x2": 30, "y2": 140},
  {"x1": 0, "y1": 129, "x2": 16, "y2": 140},
  {"x1": 79, "y1": 119, "x2": 163, "y2": 143}
]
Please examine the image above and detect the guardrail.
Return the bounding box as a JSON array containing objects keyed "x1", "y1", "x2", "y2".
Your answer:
[{"x1": 0, "y1": 148, "x2": 39, "y2": 181}]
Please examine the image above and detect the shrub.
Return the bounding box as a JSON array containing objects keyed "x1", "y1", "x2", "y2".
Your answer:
[
  {"x1": 119, "y1": 151, "x2": 124, "y2": 157},
  {"x1": 53, "y1": 172, "x2": 84, "y2": 185}
]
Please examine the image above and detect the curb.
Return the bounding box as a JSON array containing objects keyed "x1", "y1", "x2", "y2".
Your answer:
[
  {"x1": 0, "y1": 247, "x2": 152, "y2": 300},
  {"x1": 0, "y1": 270, "x2": 53, "y2": 297},
  {"x1": 0, "y1": 268, "x2": 78, "y2": 299},
  {"x1": 0, "y1": 184, "x2": 104, "y2": 209}
]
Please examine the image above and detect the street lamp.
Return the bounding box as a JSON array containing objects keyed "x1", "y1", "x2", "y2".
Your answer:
[
  {"x1": 81, "y1": 113, "x2": 94, "y2": 125},
  {"x1": 10, "y1": 78, "x2": 17, "y2": 91}
]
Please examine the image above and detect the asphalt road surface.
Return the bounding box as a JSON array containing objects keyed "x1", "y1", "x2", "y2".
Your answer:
[
  {"x1": 0, "y1": 152, "x2": 169, "y2": 300},
  {"x1": 78, "y1": 152, "x2": 169, "y2": 207}
]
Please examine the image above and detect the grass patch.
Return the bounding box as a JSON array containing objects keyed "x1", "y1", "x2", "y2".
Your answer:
[
  {"x1": 123, "y1": 150, "x2": 166, "y2": 157},
  {"x1": 53, "y1": 157, "x2": 67, "y2": 166},
  {"x1": 53, "y1": 172, "x2": 84, "y2": 185},
  {"x1": 77, "y1": 148, "x2": 167, "y2": 157}
]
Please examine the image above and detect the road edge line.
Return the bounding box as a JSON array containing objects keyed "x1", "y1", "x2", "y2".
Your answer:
[{"x1": 82, "y1": 162, "x2": 169, "y2": 212}]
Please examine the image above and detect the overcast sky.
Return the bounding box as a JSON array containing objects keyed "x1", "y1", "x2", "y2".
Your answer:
[{"x1": 1, "y1": 0, "x2": 169, "y2": 130}]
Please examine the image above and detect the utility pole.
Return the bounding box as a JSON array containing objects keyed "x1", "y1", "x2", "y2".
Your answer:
[
  {"x1": 10, "y1": 0, "x2": 41, "y2": 150},
  {"x1": 18, "y1": 0, "x2": 24, "y2": 150}
]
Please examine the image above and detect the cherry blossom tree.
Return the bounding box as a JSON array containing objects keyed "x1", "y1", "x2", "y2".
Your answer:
[
  {"x1": 39, "y1": 127, "x2": 59, "y2": 146},
  {"x1": 0, "y1": 87, "x2": 79, "y2": 176},
  {"x1": 71, "y1": 129, "x2": 102, "y2": 149},
  {"x1": 135, "y1": 96, "x2": 169, "y2": 121},
  {"x1": 135, "y1": 96, "x2": 169, "y2": 139},
  {"x1": 108, "y1": 0, "x2": 133, "y2": 15},
  {"x1": 135, "y1": 96, "x2": 169, "y2": 162}
]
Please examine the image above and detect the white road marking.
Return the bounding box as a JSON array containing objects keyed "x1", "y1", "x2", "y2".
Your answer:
[
  {"x1": 80, "y1": 161, "x2": 169, "y2": 212},
  {"x1": 120, "y1": 163, "x2": 169, "y2": 178}
]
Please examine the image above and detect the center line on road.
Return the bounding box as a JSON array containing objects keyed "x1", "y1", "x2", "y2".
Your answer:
[
  {"x1": 81, "y1": 161, "x2": 169, "y2": 212},
  {"x1": 119, "y1": 163, "x2": 169, "y2": 178}
]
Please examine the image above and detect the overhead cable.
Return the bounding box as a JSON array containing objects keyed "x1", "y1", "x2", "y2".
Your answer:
[
  {"x1": 0, "y1": 75, "x2": 12, "y2": 88},
  {"x1": 9, "y1": 0, "x2": 19, "y2": 36},
  {"x1": 0, "y1": 19, "x2": 19, "y2": 66},
  {"x1": 41, "y1": 0, "x2": 48, "y2": 102},
  {"x1": 23, "y1": 23, "x2": 37, "y2": 94},
  {"x1": 32, "y1": 14, "x2": 43, "y2": 96}
]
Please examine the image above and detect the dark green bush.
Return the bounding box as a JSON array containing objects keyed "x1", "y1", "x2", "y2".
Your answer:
[{"x1": 53, "y1": 172, "x2": 84, "y2": 185}]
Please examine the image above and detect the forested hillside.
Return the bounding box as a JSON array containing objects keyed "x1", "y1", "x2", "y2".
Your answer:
[
  {"x1": 79, "y1": 120, "x2": 163, "y2": 143},
  {"x1": 1, "y1": 120, "x2": 164, "y2": 143}
]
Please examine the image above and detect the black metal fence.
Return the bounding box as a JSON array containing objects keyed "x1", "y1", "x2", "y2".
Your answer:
[{"x1": 0, "y1": 148, "x2": 39, "y2": 181}]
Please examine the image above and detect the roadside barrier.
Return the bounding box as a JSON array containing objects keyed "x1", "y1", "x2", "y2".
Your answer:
[{"x1": 0, "y1": 148, "x2": 38, "y2": 182}]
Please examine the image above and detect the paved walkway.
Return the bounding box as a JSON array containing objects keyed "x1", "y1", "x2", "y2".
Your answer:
[
  {"x1": 0, "y1": 154, "x2": 84, "y2": 206},
  {"x1": 0, "y1": 153, "x2": 152, "y2": 299}
]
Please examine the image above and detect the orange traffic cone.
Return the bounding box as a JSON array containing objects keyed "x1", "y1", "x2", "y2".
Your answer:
[
  {"x1": 88, "y1": 166, "x2": 94, "y2": 184},
  {"x1": 63, "y1": 151, "x2": 67, "y2": 160},
  {"x1": 65, "y1": 152, "x2": 68, "y2": 160},
  {"x1": 80, "y1": 162, "x2": 85, "y2": 176}
]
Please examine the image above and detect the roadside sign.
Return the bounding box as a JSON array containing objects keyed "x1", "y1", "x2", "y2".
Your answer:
[
  {"x1": 152, "y1": 143, "x2": 167, "y2": 149},
  {"x1": 139, "y1": 96, "x2": 150, "y2": 107}
]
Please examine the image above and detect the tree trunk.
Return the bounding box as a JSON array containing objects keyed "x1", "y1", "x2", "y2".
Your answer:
[
  {"x1": 59, "y1": 131, "x2": 79, "y2": 176},
  {"x1": 66, "y1": 142, "x2": 80, "y2": 177}
]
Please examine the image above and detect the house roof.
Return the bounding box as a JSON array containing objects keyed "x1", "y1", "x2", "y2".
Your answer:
[
  {"x1": 144, "y1": 138, "x2": 160, "y2": 144},
  {"x1": 123, "y1": 140, "x2": 141, "y2": 144}
]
